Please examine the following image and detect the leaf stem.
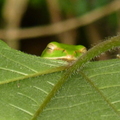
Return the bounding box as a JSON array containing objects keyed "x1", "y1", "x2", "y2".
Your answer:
[{"x1": 71, "y1": 35, "x2": 120, "y2": 71}]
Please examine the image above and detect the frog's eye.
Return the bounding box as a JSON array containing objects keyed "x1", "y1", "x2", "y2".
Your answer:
[
  {"x1": 46, "y1": 43, "x2": 57, "y2": 53},
  {"x1": 46, "y1": 46, "x2": 51, "y2": 50}
]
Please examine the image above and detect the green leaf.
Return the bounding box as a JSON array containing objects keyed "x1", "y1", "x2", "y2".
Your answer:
[
  {"x1": 0, "y1": 39, "x2": 120, "y2": 120},
  {"x1": 39, "y1": 59, "x2": 120, "y2": 120}
]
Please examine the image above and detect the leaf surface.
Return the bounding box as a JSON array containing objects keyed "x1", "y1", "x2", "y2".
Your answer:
[{"x1": 0, "y1": 40, "x2": 120, "y2": 120}]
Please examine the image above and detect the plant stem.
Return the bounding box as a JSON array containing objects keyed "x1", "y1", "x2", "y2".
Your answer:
[{"x1": 71, "y1": 35, "x2": 120, "y2": 71}]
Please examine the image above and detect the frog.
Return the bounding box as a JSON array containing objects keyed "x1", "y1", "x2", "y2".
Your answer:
[{"x1": 41, "y1": 41, "x2": 87, "y2": 62}]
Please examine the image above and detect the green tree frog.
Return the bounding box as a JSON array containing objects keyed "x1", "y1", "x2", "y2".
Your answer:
[{"x1": 41, "y1": 42, "x2": 87, "y2": 62}]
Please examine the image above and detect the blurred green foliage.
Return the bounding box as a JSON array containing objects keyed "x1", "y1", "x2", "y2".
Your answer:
[
  {"x1": 29, "y1": 0, "x2": 45, "y2": 8},
  {"x1": 0, "y1": 0, "x2": 118, "y2": 30},
  {"x1": 58, "y1": 0, "x2": 117, "y2": 29},
  {"x1": 58, "y1": 0, "x2": 113, "y2": 15},
  {"x1": 108, "y1": 13, "x2": 118, "y2": 28},
  {"x1": 28, "y1": 0, "x2": 113, "y2": 16},
  {"x1": 0, "y1": 0, "x2": 4, "y2": 15}
]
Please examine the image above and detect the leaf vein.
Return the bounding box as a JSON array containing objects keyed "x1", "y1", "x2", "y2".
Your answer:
[
  {"x1": 9, "y1": 103, "x2": 33, "y2": 116},
  {"x1": 0, "y1": 67, "x2": 27, "y2": 75},
  {"x1": 33, "y1": 86, "x2": 48, "y2": 94}
]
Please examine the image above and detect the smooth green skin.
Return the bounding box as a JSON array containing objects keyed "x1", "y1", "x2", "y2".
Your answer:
[{"x1": 41, "y1": 42, "x2": 87, "y2": 62}]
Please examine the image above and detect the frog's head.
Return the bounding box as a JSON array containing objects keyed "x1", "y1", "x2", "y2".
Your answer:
[{"x1": 41, "y1": 42, "x2": 87, "y2": 62}]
